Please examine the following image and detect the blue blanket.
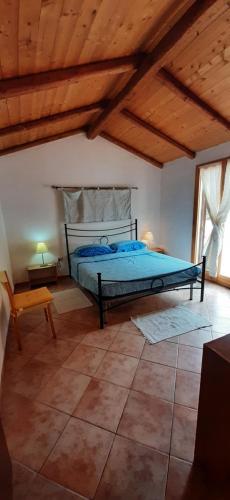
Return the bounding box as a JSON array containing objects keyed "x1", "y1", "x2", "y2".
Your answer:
[{"x1": 70, "y1": 249, "x2": 200, "y2": 297}]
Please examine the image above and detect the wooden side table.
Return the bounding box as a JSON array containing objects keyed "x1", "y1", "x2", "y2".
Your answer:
[{"x1": 27, "y1": 263, "x2": 58, "y2": 288}]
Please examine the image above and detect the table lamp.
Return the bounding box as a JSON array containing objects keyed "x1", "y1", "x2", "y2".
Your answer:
[
  {"x1": 143, "y1": 231, "x2": 154, "y2": 248},
  {"x1": 36, "y1": 242, "x2": 48, "y2": 266}
]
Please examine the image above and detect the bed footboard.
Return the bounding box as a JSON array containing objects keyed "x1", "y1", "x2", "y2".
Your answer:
[{"x1": 97, "y1": 255, "x2": 206, "y2": 330}]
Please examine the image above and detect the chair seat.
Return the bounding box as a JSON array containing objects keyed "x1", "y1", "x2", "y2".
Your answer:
[{"x1": 13, "y1": 287, "x2": 53, "y2": 311}]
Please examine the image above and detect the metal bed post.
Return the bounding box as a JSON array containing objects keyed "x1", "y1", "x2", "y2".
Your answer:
[
  {"x1": 97, "y1": 272, "x2": 104, "y2": 329},
  {"x1": 190, "y1": 283, "x2": 193, "y2": 300},
  {"x1": 135, "y1": 218, "x2": 138, "y2": 240},
  {"x1": 64, "y1": 224, "x2": 71, "y2": 277},
  {"x1": 200, "y1": 255, "x2": 206, "y2": 302}
]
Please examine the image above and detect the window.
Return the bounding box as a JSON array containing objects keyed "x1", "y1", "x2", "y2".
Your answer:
[{"x1": 192, "y1": 157, "x2": 230, "y2": 287}]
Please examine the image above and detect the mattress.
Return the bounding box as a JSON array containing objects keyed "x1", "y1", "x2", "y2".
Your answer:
[{"x1": 70, "y1": 249, "x2": 200, "y2": 298}]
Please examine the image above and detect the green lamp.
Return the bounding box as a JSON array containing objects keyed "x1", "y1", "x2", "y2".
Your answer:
[{"x1": 36, "y1": 242, "x2": 48, "y2": 266}]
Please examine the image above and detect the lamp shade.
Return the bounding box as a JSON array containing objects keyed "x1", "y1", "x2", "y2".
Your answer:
[
  {"x1": 36, "y1": 242, "x2": 48, "y2": 254},
  {"x1": 144, "y1": 231, "x2": 154, "y2": 242}
]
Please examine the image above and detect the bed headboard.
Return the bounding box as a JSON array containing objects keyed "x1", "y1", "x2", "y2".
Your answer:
[{"x1": 64, "y1": 219, "x2": 138, "y2": 276}]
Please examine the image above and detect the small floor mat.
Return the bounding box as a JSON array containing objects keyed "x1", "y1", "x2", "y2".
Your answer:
[
  {"x1": 131, "y1": 305, "x2": 211, "y2": 344},
  {"x1": 53, "y1": 288, "x2": 92, "y2": 314}
]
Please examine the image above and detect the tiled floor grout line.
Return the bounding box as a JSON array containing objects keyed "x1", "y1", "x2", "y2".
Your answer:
[
  {"x1": 37, "y1": 412, "x2": 72, "y2": 475},
  {"x1": 163, "y1": 342, "x2": 179, "y2": 498}
]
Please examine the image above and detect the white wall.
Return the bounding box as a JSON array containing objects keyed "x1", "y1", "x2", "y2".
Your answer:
[
  {"x1": 0, "y1": 200, "x2": 12, "y2": 378},
  {"x1": 160, "y1": 141, "x2": 230, "y2": 261},
  {"x1": 0, "y1": 134, "x2": 162, "y2": 283}
]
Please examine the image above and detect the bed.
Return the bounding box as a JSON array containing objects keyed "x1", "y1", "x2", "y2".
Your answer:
[{"x1": 64, "y1": 220, "x2": 206, "y2": 328}]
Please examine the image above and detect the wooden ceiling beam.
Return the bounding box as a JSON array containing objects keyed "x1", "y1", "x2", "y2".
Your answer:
[
  {"x1": 0, "y1": 101, "x2": 106, "y2": 138},
  {"x1": 122, "y1": 109, "x2": 195, "y2": 158},
  {"x1": 0, "y1": 54, "x2": 143, "y2": 99},
  {"x1": 87, "y1": 0, "x2": 218, "y2": 139},
  {"x1": 100, "y1": 131, "x2": 163, "y2": 168},
  {"x1": 158, "y1": 68, "x2": 230, "y2": 130},
  {"x1": 0, "y1": 128, "x2": 85, "y2": 157}
]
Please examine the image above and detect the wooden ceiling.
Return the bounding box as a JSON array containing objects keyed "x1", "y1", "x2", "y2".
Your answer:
[{"x1": 0, "y1": 0, "x2": 229, "y2": 167}]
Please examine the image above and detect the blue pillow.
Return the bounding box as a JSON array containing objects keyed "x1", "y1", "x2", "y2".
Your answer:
[
  {"x1": 110, "y1": 240, "x2": 146, "y2": 252},
  {"x1": 74, "y1": 244, "x2": 114, "y2": 257}
]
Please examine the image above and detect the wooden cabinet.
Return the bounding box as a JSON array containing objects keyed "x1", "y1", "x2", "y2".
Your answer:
[{"x1": 27, "y1": 263, "x2": 58, "y2": 288}]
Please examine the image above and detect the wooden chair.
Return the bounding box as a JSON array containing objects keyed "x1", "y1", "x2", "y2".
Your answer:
[{"x1": 0, "y1": 271, "x2": 56, "y2": 351}]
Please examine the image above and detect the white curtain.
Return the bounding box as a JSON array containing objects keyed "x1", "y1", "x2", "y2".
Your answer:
[{"x1": 200, "y1": 160, "x2": 230, "y2": 277}]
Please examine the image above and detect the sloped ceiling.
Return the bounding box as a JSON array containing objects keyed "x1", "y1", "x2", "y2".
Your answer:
[{"x1": 0, "y1": 0, "x2": 229, "y2": 167}]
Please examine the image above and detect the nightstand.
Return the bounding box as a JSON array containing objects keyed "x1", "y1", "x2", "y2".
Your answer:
[
  {"x1": 27, "y1": 263, "x2": 58, "y2": 288},
  {"x1": 150, "y1": 246, "x2": 167, "y2": 254}
]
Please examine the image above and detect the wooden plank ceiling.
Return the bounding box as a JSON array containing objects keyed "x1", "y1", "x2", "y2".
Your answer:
[{"x1": 0, "y1": 0, "x2": 229, "y2": 167}]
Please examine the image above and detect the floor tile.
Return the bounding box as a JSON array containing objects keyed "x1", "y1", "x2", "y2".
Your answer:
[
  {"x1": 178, "y1": 328, "x2": 212, "y2": 348},
  {"x1": 175, "y1": 369, "x2": 200, "y2": 409},
  {"x1": 166, "y1": 336, "x2": 179, "y2": 344},
  {"x1": 41, "y1": 417, "x2": 113, "y2": 498},
  {"x1": 82, "y1": 325, "x2": 119, "y2": 350},
  {"x1": 16, "y1": 312, "x2": 44, "y2": 333},
  {"x1": 2, "y1": 351, "x2": 32, "y2": 383},
  {"x1": 141, "y1": 341, "x2": 178, "y2": 367},
  {"x1": 171, "y1": 404, "x2": 197, "y2": 462},
  {"x1": 109, "y1": 331, "x2": 145, "y2": 358},
  {"x1": 64, "y1": 344, "x2": 106, "y2": 376},
  {"x1": 95, "y1": 435, "x2": 168, "y2": 500},
  {"x1": 177, "y1": 345, "x2": 203, "y2": 373},
  {"x1": 37, "y1": 367, "x2": 91, "y2": 414},
  {"x1": 8, "y1": 331, "x2": 49, "y2": 355},
  {"x1": 212, "y1": 331, "x2": 228, "y2": 340},
  {"x1": 119, "y1": 321, "x2": 141, "y2": 336},
  {"x1": 165, "y1": 455, "x2": 218, "y2": 500},
  {"x1": 133, "y1": 360, "x2": 176, "y2": 402},
  {"x1": 35, "y1": 339, "x2": 76, "y2": 365},
  {"x1": 24, "y1": 474, "x2": 84, "y2": 499},
  {"x1": 74, "y1": 379, "x2": 128, "y2": 432},
  {"x1": 53, "y1": 319, "x2": 87, "y2": 343},
  {"x1": 165, "y1": 456, "x2": 192, "y2": 500},
  {"x1": 2, "y1": 392, "x2": 69, "y2": 471},
  {"x1": 211, "y1": 316, "x2": 230, "y2": 334},
  {"x1": 12, "y1": 461, "x2": 36, "y2": 500},
  {"x1": 118, "y1": 390, "x2": 173, "y2": 453},
  {"x1": 95, "y1": 351, "x2": 139, "y2": 388},
  {"x1": 12, "y1": 360, "x2": 59, "y2": 400}
]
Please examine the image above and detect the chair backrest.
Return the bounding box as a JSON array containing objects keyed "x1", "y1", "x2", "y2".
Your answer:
[{"x1": 0, "y1": 271, "x2": 15, "y2": 311}]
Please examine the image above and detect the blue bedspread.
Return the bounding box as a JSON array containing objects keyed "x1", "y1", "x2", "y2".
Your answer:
[{"x1": 70, "y1": 249, "x2": 200, "y2": 298}]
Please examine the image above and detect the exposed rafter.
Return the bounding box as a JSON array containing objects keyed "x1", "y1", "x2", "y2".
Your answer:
[
  {"x1": 87, "y1": 0, "x2": 218, "y2": 139},
  {"x1": 0, "y1": 101, "x2": 106, "y2": 138},
  {"x1": 157, "y1": 68, "x2": 230, "y2": 130},
  {"x1": 122, "y1": 109, "x2": 195, "y2": 158},
  {"x1": 0, "y1": 128, "x2": 85, "y2": 157},
  {"x1": 100, "y1": 132, "x2": 163, "y2": 168},
  {"x1": 0, "y1": 54, "x2": 143, "y2": 99}
]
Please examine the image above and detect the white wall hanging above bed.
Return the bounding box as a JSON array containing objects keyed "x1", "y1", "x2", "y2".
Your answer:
[{"x1": 60, "y1": 187, "x2": 132, "y2": 223}]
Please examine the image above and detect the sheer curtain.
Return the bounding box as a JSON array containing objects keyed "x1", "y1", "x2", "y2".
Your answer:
[{"x1": 200, "y1": 160, "x2": 230, "y2": 277}]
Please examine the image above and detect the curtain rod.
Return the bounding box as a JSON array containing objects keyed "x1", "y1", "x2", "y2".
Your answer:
[{"x1": 51, "y1": 185, "x2": 138, "y2": 190}]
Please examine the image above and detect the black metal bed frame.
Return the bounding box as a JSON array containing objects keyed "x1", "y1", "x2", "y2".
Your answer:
[{"x1": 64, "y1": 219, "x2": 206, "y2": 329}]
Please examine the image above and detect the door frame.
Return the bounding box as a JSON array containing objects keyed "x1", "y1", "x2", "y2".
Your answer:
[{"x1": 191, "y1": 156, "x2": 230, "y2": 288}]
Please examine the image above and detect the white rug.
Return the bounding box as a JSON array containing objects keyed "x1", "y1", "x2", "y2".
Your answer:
[
  {"x1": 53, "y1": 288, "x2": 92, "y2": 314},
  {"x1": 131, "y1": 305, "x2": 211, "y2": 344}
]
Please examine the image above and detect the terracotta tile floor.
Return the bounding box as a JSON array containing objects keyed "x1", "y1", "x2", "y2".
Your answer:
[{"x1": 2, "y1": 279, "x2": 230, "y2": 499}]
